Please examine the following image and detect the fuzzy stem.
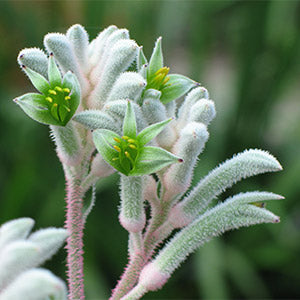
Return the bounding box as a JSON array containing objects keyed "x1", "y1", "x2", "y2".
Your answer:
[
  {"x1": 110, "y1": 253, "x2": 145, "y2": 300},
  {"x1": 120, "y1": 283, "x2": 147, "y2": 300},
  {"x1": 65, "y1": 177, "x2": 85, "y2": 300}
]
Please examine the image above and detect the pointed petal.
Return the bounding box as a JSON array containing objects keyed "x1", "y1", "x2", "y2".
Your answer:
[
  {"x1": 21, "y1": 65, "x2": 50, "y2": 94},
  {"x1": 123, "y1": 101, "x2": 137, "y2": 137},
  {"x1": 130, "y1": 146, "x2": 182, "y2": 176},
  {"x1": 160, "y1": 74, "x2": 199, "y2": 104},
  {"x1": 48, "y1": 54, "x2": 62, "y2": 86},
  {"x1": 148, "y1": 37, "x2": 163, "y2": 77},
  {"x1": 137, "y1": 46, "x2": 148, "y2": 71},
  {"x1": 93, "y1": 129, "x2": 128, "y2": 175},
  {"x1": 14, "y1": 93, "x2": 61, "y2": 126},
  {"x1": 137, "y1": 118, "x2": 173, "y2": 146}
]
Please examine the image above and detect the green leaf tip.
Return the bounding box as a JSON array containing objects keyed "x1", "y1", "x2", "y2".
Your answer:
[
  {"x1": 93, "y1": 101, "x2": 182, "y2": 176},
  {"x1": 16, "y1": 56, "x2": 80, "y2": 126}
]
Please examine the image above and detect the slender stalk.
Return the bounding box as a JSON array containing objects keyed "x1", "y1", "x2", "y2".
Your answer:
[
  {"x1": 65, "y1": 176, "x2": 85, "y2": 300},
  {"x1": 110, "y1": 253, "x2": 145, "y2": 300},
  {"x1": 120, "y1": 283, "x2": 147, "y2": 300}
]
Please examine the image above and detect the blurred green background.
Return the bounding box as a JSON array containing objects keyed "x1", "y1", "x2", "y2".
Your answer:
[{"x1": 0, "y1": 0, "x2": 299, "y2": 299}]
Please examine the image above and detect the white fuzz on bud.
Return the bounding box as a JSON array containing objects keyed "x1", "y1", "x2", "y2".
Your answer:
[
  {"x1": 163, "y1": 122, "x2": 209, "y2": 197},
  {"x1": 142, "y1": 97, "x2": 176, "y2": 148},
  {"x1": 138, "y1": 262, "x2": 170, "y2": 291},
  {"x1": 66, "y1": 24, "x2": 89, "y2": 72},
  {"x1": 90, "y1": 153, "x2": 116, "y2": 178},
  {"x1": 176, "y1": 87, "x2": 209, "y2": 130},
  {"x1": 0, "y1": 218, "x2": 34, "y2": 249},
  {"x1": 44, "y1": 32, "x2": 90, "y2": 96},
  {"x1": 88, "y1": 25, "x2": 118, "y2": 70},
  {"x1": 90, "y1": 28, "x2": 130, "y2": 84},
  {"x1": 17, "y1": 48, "x2": 48, "y2": 78},
  {"x1": 107, "y1": 72, "x2": 146, "y2": 103},
  {"x1": 189, "y1": 99, "x2": 216, "y2": 126},
  {"x1": 50, "y1": 122, "x2": 83, "y2": 166},
  {"x1": 88, "y1": 40, "x2": 139, "y2": 108},
  {"x1": 119, "y1": 175, "x2": 146, "y2": 233}
]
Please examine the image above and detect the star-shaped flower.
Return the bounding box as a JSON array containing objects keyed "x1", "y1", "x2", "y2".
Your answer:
[
  {"x1": 14, "y1": 53, "x2": 80, "y2": 126},
  {"x1": 93, "y1": 101, "x2": 183, "y2": 176}
]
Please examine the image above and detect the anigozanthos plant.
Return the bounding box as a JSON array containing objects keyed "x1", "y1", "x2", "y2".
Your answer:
[
  {"x1": 12, "y1": 24, "x2": 283, "y2": 300},
  {"x1": 15, "y1": 54, "x2": 80, "y2": 126}
]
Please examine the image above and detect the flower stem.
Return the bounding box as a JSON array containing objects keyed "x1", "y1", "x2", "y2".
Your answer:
[
  {"x1": 110, "y1": 253, "x2": 145, "y2": 300},
  {"x1": 65, "y1": 177, "x2": 85, "y2": 300}
]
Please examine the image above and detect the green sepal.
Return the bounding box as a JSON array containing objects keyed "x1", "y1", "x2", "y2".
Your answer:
[
  {"x1": 123, "y1": 101, "x2": 137, "y2": 138},
  {"x1": 148, "y1": 37, "x2": 163, "y2": 78},
  {"x1": 137, "y1": 47, "x2": 148, "y2": 71},
  {"x1": 48, "y1": 54, "x2": 62, "y2": 87},
  {"x1": 160, "y1": 74, "x2": 199, "y2": 104},
  {"x1": 62, "y1": 71, "x2": 81, "y2": 124},
  {"x1": 14, "y1": 93, "x2": 62, "y2": 126},
  {"x1": 129, "y1": 146, "x2": 182, "y2": 176},
  {"x1": 139, "y1": 64, "x2": 148, "y2": 80},
  {"x1": 137, "y1": 118, "x2": 173, "y2": 146},
  {"x1": 22, "y1": 66, "x2": 50, "y2": 94},
  {"x1": 92, "y1": 129, "x2": 128, "y2": 175}
]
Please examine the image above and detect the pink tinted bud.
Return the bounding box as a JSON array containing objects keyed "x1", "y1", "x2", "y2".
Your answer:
[{"x1": 139, "y1": 263, "x2": 170, "y2": 291}]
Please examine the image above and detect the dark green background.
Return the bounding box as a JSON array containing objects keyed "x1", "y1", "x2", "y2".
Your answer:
[{"x1": 0, "y1": 1, "x2": 299, "y2": 299}]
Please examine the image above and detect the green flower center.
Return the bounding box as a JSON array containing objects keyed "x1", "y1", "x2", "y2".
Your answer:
[
  {"x1": 44, "y1": 86, "x2": 72, "y2": 123},
  {"x1": 147, "y1": 67, "x2": 171, "y2": 91},
  {"x1": 112, "y1": 136, "x2": 139, "y2": 173}
]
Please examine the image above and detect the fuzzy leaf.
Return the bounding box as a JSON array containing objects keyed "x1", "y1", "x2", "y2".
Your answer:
[
  {"x1": 171, "y1": 149, "x2": 283, "y2": 227},
  {"x1": 150, "y1": 194, "x2": 280, "y2": 278},
  {"x1": 137, "y1": 118, "x2": 173, "y2": 146},
  {"x1": 0, "y1": 218, "x2": 34, "y2": 249},
  {"x1": 0, "y1": 268, "x2": 67, "y2": 300},
  {"x1": 160, "y1": 74, "x2": 198, "y2": 104},
  {"x1": 0, "y1": 241, "x2": 40, "y2": 290},
  {"x1": 28, "y1": 228, "x2": 68, "y2": 264}
]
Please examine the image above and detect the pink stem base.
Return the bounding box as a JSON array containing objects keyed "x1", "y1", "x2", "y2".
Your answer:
[{"x1": 65, "y1": 178, "x2": 85, "y2": 300}]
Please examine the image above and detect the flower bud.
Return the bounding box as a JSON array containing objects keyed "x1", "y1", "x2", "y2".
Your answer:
[
  {"x1": 189, "y1": 99, "x2": 216, "y2": 126},
  {"x1": 18, "y1": 48, "x2": 48, "y2": 78},
  {"x1": 163, "y1": 122, "x2": 209, "y2": 197}
]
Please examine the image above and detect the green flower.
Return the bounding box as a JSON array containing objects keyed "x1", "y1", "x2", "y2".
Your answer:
[
  {"x1": 14, "y1": 54, "x2": 80, "y2": 126},
  {"x1": 93, "y1": 101, "x2": 183, "y2": 176},
  {"x1": 138, "y1": 38, "x2": 199, "y2": 104}
]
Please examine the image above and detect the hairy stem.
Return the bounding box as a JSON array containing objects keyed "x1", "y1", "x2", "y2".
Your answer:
[
  {"x1": 65, "y1": 177, "x2": 85, "y2": 300},
  {"x1": 110, "y1": 253, "x2": 145, "y2": 300},
  {"x1": 120, "y1": 283, "x2": 147, "y2": 300}
]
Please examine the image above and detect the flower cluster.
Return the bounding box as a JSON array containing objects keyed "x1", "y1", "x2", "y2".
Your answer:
[{"x1": 13, "y1": 24, "x2": 283, "y2": 300}]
